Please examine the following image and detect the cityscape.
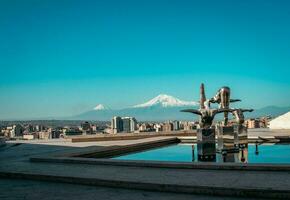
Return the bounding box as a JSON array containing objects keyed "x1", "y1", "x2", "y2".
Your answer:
[
  {"x1": 0, "y1": 116, "x2": 270, "y2": 141},
  {"x1": 0, "y1": 92, "x2": 272, "y2": 141},
  {"x1": 1, "y1": 0, "x2": 290, "y2": 200}
]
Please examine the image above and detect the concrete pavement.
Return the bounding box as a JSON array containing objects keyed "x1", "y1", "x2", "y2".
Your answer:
[
  {"x1": 1, "y1": 130, "x2": 290, "y2": 199},
  {"x1": 0, "y1": 178, "x2": 262, "y2": 200}
]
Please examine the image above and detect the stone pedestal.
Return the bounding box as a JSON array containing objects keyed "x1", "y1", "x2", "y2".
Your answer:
[
  {"x1": 233, "y1": 125, "x2": 248, "y2": 148},
  {"x1": 197, "y1": 128, "x2": 216, "y2": 162},
  {"x1": 216, "y1": 125, "x2": 238, "y2": 153}
]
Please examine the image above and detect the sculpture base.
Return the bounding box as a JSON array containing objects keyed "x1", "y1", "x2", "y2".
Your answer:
[
  {"x1": 216, "y1": 126, "x2": 238, "y2": 153},
  {"x1": 233, "y1": 125, "x2": 248, "y2": 148},
  {"x1": 197, "y1": 128, "x2": 216, "y2": 162},
  {"x1": 197, "y1": 128, "x2": 215, "y2": 143}
]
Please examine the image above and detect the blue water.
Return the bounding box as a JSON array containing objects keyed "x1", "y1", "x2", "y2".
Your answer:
[{"x1": 114, "y1": 144, "x2": 290, "y2": 164}]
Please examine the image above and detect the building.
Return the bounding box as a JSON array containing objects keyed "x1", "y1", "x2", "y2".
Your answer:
[
  {"x1": 112, "y1": 116, "x2": 123, "y2": 134},
  {"x1": 122, "y1": 118, "x2": 131, "y2": 132},
  {"x1": 35, "y1": 125, "x2": 46, "y2": 132},
  {"x1": 81, "y1": 121, "x2": 93, "y2": 134},
  {"x1": 269, "y1": 112, "x2": 290, "y2": 129},
  {"x1": 91, "y1": 125, "x2": 97, "y2": 132},
  {"x1": 154, "y1": 124, "x2": 163, "y2": 132},
  {"x1": 111, "y1": 116, "x2": 137, "y2": 133},
  {"x1": 245, "y1": 119, "x2": 260, "y2": 129},
  {"x1": 139, "y1": 123, "x2": 147, "y2": 132},
  {"x1": 23, "y1": 134, "x2": 34, "y2": 140},
  {"x1": 122, "y1": 117, "x2": 137, "y2": 133},
  {"x1": 180, "y1": 121, "x2": 196, "y2": 131},
  {"x1": 38, "y1": 131, "x2": 52, "y2": 140},
  {"x1": 26, "y1": 124, "x2": 34, "y2": 133},
  {"x1": 50, "y1": 129, "x2": 61, "y2": 139},
  {"x1": 64, "y1": 127, "x2": 83, "y2": 136},
  {"x1": 81, "y1": 122, "x2": 91, "y2": 131},
  {"x1": 11, "y1": 124, "x2": 24, "y2": 138},
  {"x1": 163, "y1": 122, "x2": 173, "y2": 132},
  {"x1": 172, "y1": 121, "x2": 180, "y2": 131},
  {"x1": 259, "y1": 117, "x2": 270, "y2": 128}
]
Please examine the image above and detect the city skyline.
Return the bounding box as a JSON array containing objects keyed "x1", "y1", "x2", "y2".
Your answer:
[{"x1": 1, "y1": 0, "x2": 290, "y2": 119}]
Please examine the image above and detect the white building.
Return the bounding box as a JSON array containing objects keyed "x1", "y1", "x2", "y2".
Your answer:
[
  {"x1": 111, "y1": 116, "x2": 123, "y2": 134},
  {"x1": 269, "y1": 112, "x2": 290, "y2": 129},
  {"x1": 11, "y1": 124, "x2": 24, "y2": 138},
  {"x1": 154, "y1": 124, "x2": 163, "y2": 132}
]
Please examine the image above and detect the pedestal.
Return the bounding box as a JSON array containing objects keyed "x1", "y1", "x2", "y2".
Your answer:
[
  {"x1": 197, "y1": 128, "x2": 216, "y2": 162},
  {"x1": 233, "y1": 125, "x2": 248, "y2": 148},
  {"x1": 216, "y1": 125, "x2": 238, "y2": 153}
]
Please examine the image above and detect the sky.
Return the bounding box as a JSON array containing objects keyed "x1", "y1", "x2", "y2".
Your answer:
[{"x1": 0, "y1": 0, "x2": 290, "y2": 120}]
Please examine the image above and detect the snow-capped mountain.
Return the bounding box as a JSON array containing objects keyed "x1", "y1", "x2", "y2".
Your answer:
[
  {"x1": 133, "y1": 94, "x2": 198, "y2": 108},
  {"x1": 72, "y1": 94, "x2": 199, "y2": 121},
  {"x1": 70, "y1": 95, "x2": 290, "y2": 121},
  {"x1": 93, "y1": 104, "x2": 107, "y2": 111}
]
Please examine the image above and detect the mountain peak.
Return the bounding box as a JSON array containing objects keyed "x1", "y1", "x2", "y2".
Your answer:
[
  {"x1": 93, "y1": 104, "x2": 107, "y2": 111},
  {"x1": 133, "y1": 94, "x2": 198, "y2": 108}
]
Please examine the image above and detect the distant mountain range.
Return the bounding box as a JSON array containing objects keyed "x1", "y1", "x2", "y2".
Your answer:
[{"x1": 69, "y1": 94, "x2": 290, "y2": 121}]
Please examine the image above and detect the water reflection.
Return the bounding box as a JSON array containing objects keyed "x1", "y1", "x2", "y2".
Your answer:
[
  {"x1": 197, "y1": 142, "x2": 216, "y2": 162},
  {"x1": 115, "y1": 126, "x2": 290, "y2": 163},
  {"x1": 115, "y1": 142, "x2": 290, "y2": 164},
  {"x1": 255, "y1": 141, "x2": 259, "y2": 155},
  {"x1": 198, "y1": 125, "x2": 249, "y2": 163},
  {"x1": 216, "y1": 146, "x2": 248, "y2": 163},
  {"x1": 191, "y1": 145, "x2": 195, "y2": 162}
]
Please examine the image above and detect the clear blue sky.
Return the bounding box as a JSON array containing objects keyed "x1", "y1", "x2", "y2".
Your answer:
[{"x1": 0, "y1": 0, "x2": 290, "y2": 119}]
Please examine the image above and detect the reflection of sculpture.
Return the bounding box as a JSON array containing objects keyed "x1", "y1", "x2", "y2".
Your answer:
[
  {"x1": 191, "y1": 145, "x2": 195, "y2": 162},
  {"x1": 216, "y1": 146, "x2": 248, "y2": 163},
  {"x1": 181, "y1": 84, "x2": 231, "y2": 129},
  {"x1": 230, "y1": 109, "x2": 254, "y2": 125},
  {"x1": 210, "y1": 87, "x2": 241, "y2": 126}
]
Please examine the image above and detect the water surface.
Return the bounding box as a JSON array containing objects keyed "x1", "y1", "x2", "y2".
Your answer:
[{"x1": 114, "y1": 144, "x2": 290, "y2": 164}]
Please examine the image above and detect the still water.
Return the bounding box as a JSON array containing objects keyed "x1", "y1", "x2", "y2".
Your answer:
[{"x1": 113, "y1": 144, "x2": 290, "y2": 164}]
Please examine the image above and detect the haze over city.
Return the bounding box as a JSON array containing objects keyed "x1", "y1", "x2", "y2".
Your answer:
[{"x1": 1, "y1": 0, "x2": 290, "y2": 120}]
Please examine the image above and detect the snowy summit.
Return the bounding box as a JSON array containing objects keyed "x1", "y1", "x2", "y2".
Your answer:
[
  {"x1": 93, "y1": 104, "x2": 107, "y2": 111},
  {"x1": 133, "y1": 94, "x2": 198, "y2": 108}
]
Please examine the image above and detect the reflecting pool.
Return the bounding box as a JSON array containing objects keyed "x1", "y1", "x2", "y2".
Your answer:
[{"x1": 113, "y1": 143, "x2": 290, "y2": 164}]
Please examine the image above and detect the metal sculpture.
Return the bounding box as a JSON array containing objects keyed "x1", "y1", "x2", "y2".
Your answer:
[
  {"x1": 181, "y1": 108, "x2": 231, "y2": 129},
  {"x1": 210, "y1": 87, "x2": 241, "y2": 126},
  {"x1": 181, "y1": 84, "x2": 231, "y2": 129},
  {"x1": 180, "y1": 83, "x2": 254, "y2": 161},
  {"x1": 230, "y1": 109, "x2": 254, "y2": 125}
]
